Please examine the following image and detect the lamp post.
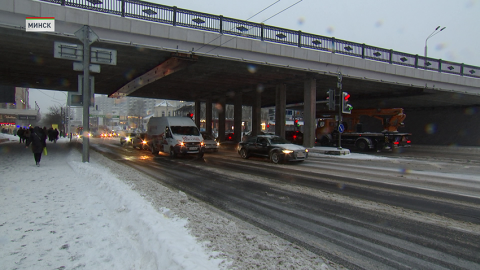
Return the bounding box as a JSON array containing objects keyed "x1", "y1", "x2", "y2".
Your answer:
[{"x1": 424, "y1": 26, "x2": 446, "y2": 59}]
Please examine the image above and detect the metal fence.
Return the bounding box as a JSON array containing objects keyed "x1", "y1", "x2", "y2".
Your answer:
[{"x1": 44, "y1": 0, "x2": 479, "y2": 78}]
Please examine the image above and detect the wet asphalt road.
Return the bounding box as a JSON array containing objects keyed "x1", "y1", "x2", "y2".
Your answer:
[{"x1": 88, "y1": 138, "x2": 480, "y2": 270}]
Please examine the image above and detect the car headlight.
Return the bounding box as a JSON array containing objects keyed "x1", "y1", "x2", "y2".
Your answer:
[
  {"x1": 126, "y1": 137, "x2": 131, "y2": 142},
  {"x1": 282, "y1": 149, "x2": 293, "y2": 154},
  {"x1": 142, "y1": 140, "x2": 147, "y2": 144},
  {"x1": 305, "y1": 149, "x2": 309, "y2": 153}
]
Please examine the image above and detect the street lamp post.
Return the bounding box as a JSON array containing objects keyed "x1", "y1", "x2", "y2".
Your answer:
[{"x1": 424, "y1": 26, "x2": 446, "y2": 59}]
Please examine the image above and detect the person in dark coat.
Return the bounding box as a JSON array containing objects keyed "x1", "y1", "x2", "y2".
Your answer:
[
  {"x1": 26, "y1": 126, "x2": 47, "y2": 167},
  {"x1": 53, "y1": 128, "x2": 59, "y2": 143},
  {"x1": 24, "y1": 127, "x2": 32, "y2": 145},
  {"x1": 16, "y1": 127, "x2": 24, "y2": 143},
  {"x1": 47, "y1": 127, "x2": 54, "y2": 142}
]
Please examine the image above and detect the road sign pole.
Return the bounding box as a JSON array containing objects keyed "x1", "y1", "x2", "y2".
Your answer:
[
  {"x1": 337, "y1": 72, "x2": 342, "y2": 150},
  {"x1": 56, "y1": 26, "x2": 112, "y2": 161},
  {"x1": 82, "y1": 26, "x2": 91, "y2": 162}
]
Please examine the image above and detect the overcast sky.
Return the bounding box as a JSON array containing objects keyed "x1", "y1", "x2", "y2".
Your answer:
[{"x1": 29, "y1": 0, "x2": 479, "y2": 111}]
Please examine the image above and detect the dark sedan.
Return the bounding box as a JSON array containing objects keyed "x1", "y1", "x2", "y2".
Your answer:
[{"x1": 237, "y1": 135, "x2": 308, "y2": 164}]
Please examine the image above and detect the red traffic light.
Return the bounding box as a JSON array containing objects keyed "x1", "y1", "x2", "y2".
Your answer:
[
  {"x1": 344, "y1": 93, "x2": 350, "y2": 100},
  {"x1": 187, "y1": 113, "x2": 194, "y2": 118}
]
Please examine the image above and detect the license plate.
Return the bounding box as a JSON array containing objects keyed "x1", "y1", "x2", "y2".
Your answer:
[
  {"x1": 296, "y1": 152, "x2": 305, "y2": 158},
  {"x1": 188, "y1": 147, "x2": 198, "y2": 151}
]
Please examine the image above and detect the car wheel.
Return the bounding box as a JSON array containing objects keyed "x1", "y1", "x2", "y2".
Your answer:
[
  {"x1": 239, "y1": 148, "x2": 249, "y2": 159},
  {"x1": 355, "y1": 139, "x2": 369, "y2": 152},
  {"x1": 169, "y1": 147, "x2": 176, "y2": 158},
  {"x1": 270, "y1": 151, "x2": 281, "y2": 164}
]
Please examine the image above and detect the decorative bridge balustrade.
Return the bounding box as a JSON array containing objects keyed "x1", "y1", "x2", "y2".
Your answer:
[{"x1": 41, "y1": 0, "x2": 479, "y2": 78}]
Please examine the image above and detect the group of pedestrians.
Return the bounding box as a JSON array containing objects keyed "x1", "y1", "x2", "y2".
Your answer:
[
  {"x1": 47, "y1": 127, "x2": 60, "y2": 143},
  {"x1": 18, "y1": 126, "x2": 53, "y2": 167},
  {"x1": 16, "y1": 127, "x2": 30, "y2": 144}
]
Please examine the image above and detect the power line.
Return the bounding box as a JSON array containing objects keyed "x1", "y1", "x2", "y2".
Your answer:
[
  {"x1": 246, "y1": 0, "x2": 281, "y2": 21},
  {"x1": 261, "y1": 0, "x2": 302, "y2": 23},
  {"x1": 204, "y1": 0, "x2": 303, "y2": 54},
  {"x1": 194, "y1": 0, "x2": 281, "y2": 53}
]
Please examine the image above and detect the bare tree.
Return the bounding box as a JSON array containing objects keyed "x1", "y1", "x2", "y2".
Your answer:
[{"x1": 39, "y1": 105, "x2": 64, "y2": 131}]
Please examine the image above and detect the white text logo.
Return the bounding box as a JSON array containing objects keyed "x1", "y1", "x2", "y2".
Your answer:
[{"x1": 26, "y1": 17, "x2": 55, "y2": 32}]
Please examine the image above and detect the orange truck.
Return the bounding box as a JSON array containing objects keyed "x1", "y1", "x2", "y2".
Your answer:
[{"x1": 315, "y1": 108, "x2": 412, "y2": 151}]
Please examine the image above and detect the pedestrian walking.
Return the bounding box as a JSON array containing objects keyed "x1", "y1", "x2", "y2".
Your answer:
[
  {"x1": 16, "y1": 127, "x2": 24, "y2": 143},
  {"x1": 53, "y1": 128, "x2": 59, "y2": 143},
  {"x1": 23, "y1": 127, "x2": 31, "y2": 144},
  {"x1": 25, "y1": 126, "x2": 47, "y2": 167}
]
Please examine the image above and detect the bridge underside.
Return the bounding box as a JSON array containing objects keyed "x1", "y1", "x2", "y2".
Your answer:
[{"x1": 1, "y1": 26, "x2": 479, "y2": 111}]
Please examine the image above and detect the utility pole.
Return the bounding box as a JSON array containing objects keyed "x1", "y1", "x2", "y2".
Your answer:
[
  {"x1": 75, "y1": 25, "x2": 98, "y2": 162},
  {"x1": 337, "y1": 71, "x2": 343, "y2": 150},
  {"x1": 54, "y1": 25, "x2": 117, "y2": 157}
]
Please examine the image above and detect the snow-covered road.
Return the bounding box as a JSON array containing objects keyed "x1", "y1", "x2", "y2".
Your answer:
[{"x1": 0, "y1": 134, "x2": 335, "y2": 270}]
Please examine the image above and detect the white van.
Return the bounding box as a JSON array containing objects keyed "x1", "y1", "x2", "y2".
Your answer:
[{"x1": 147, "y1": 117, "x2": 205, "y2": 157}]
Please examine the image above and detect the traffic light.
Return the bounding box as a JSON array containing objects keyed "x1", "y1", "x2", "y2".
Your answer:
[
  {"x1": 187, "y1": 112, "x2": 194, "y2": 119},
  {"x1": 342, "y1": 92, "x2": 353, "y2": 114},
  {"x1": 294, "y1": 119, "x2": 300, "y2": 130},
  {"x1": 327, "y1": 89, "x2": 335, "y2": 111}
]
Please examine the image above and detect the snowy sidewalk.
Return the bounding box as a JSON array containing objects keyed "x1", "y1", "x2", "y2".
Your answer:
[{"x1": 0, "y1": 136, "x2": 223, "y2": 269}]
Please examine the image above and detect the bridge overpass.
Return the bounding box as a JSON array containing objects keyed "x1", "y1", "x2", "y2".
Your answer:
[{"x1": 1, "y1": 0, "x2": 480, "y2": 146}]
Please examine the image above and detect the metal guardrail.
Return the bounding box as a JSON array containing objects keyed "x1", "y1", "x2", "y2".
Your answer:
[{"x1": 42, "y1": 0, "x2": 479, "y2": 78}]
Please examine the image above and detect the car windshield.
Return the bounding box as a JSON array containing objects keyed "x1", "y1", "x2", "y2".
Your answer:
[
  {"x1": 202, "y1": 134, "x2": 215, "y2": 140},
  {"x1": 268, "y1": 137, "x2": 291, "y2": 145},
  {"x1": 171, "y1": 126, "x2": 200, "y2": 136}
]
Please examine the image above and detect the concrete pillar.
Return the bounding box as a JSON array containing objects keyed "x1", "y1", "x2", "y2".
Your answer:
[
  {"x1": 206, "y1": 99, "x2": 212, "y2": 135},
  {"x1": 218, "y1": 98, "x2": 226, "y2": 142},
  {"x1": 303, "y1": 78, "x2": 316, "y2": 148},
  {"x1": 252, "y1": 89, "x2": 261, "y2": 136},
  {"x1": 234, "y1": 92, "x2": 243, "y2": 142},
  {"x1": 194, "y1": 100, "x2": 201, "y2": 128},
  {"x1": 275, "y1": 84, "x2": 286, "y2": 138}
]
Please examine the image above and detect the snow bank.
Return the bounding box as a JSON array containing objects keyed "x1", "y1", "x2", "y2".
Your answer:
[{"x1": 0, "y1": 134, "x2": 223, "y2": 269}]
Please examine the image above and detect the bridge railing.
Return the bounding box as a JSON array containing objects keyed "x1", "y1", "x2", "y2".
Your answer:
[{"x1": 43, "y1": 0, "x2": 479, "y2": 79}]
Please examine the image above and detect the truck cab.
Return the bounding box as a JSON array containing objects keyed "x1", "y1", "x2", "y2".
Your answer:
[{"x1": 147, "y1": 117, "x2": 205, "y2": 157}]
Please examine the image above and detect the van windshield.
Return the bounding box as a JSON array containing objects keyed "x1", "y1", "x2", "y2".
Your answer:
[{"x1": 171, "y1": 126, "x2": 200, "y2": 136}]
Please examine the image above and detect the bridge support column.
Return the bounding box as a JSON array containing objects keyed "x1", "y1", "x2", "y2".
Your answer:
[
  {"x1": 194, "y1": 100, "x2": 201, "y2": 128},
  {"x1": 252, "y1": 89, "x2": 262, "y2": 136},
  {"x1": 206, "y1": 99, "x2": 212, "y2": 135},
  {"x1": 217, "y1": 98, "x2": 226, "y2": 142},
  {"x1": 275, "y1": 84, "x2": 286, "y2": 138},
  {"x1": 234, "y1": 92, "x2": 243, "y2": 142},
  {"x1": 303, "y1": 78, "x2": 316, "y2": 148}
]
